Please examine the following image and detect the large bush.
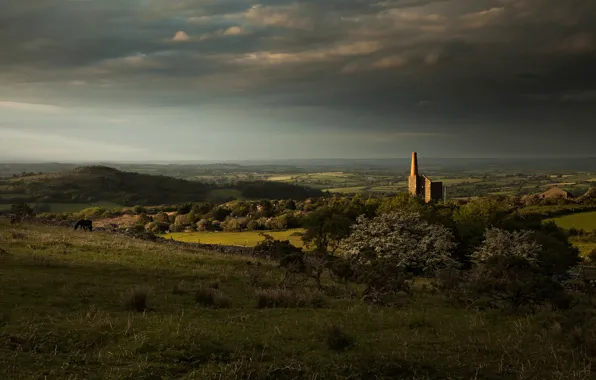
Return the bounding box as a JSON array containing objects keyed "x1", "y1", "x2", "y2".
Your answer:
[
  {"x1": 341, "y1": 211, "x2": 457, "y2": 298},
  {"x1": 342, "y1": 211, "x2": 458, "y2": 275},
  {"x1": 461, "y1": 228, "x2": 574, "y2": 312}
]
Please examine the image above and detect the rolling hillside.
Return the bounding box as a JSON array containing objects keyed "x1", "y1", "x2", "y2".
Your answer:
[
  {"x1": 0, "y1": 219, "x2": 593, "y2": 379},
  {"x1": 0, "y1": 166, "x2": 323, "y2": 207}
]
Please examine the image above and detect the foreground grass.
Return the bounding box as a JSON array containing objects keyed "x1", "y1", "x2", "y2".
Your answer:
[
  {"x1": 164, "y1": 228, "x2": 305, "y2": 247},
  {"x1": 0, "y1": 220, "x2": 594, "y2": 379},
  {"x1": 549, "y1": 211, "x2": 596, "y2": 231}
]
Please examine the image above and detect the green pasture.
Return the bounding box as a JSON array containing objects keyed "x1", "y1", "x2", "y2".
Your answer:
[
  {"x1": 434, "y1": 178, "x2": 484, "y2": 185},
  {"x1": 323, "y1": 186, "x2": 367, "y2": 194},
  {"x1": 549, "y1": 211, "x2": 596, "y2": 231},
  {"x1": 0, "y1": 218, "x2": 595, "y2": 379},
  {"x1": 163, "y1": 228, "x2": 305, "y2": 247}
]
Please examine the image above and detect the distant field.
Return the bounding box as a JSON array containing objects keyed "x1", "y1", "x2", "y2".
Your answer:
[
  {"x1": 549, "y1": 211, "x2": 596, "y2": 231},
  {"x1": 434, "y1": 178, "x2": 484, "y2": 185},
  {"x1": 0, "y1": 201, "x2": 122, "y2": 213},
  {"x1": 268, "y1": 172, "x2": 353, "y2": 184},
  {"x1": 323, "y1": 186, "x2": 367, "y2": 193},
  {"x1": 369, "y1": 186, "x2": 405, "y2": 193},
  {"x1": 267, "y1": 174, "x2": 298, "y2": 181},
  {"x1": 163, "y1": 228, "x2": 305, "y2": 247}
]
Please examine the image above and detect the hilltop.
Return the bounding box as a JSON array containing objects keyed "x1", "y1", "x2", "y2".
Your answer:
[
  {"x1": 0, "y1": 219, "x2": 594, "y2": 379},
  {"x1": 0, "y1": 166, "x2": 323, "y2": 207}
]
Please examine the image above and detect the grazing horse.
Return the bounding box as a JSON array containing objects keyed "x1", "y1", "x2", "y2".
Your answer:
[{"x1": 74, "y1": 219, "x2": 93, "y2": 232}]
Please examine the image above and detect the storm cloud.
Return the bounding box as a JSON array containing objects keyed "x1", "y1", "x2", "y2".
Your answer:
[{"x1": 1, "y1": 0, "x2": 595, "y2": 160}]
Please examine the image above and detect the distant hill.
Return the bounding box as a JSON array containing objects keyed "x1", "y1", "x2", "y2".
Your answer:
[{"x1": 0, "y1": 166, "x2": 323, "y2": 206}]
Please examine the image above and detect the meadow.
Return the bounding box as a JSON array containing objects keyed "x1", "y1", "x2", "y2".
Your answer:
[
  {"x1": 1, "y1": 219, "x2": 595, "y2": 379},
  {"x1": 550, "y1": 211, "x2": 596, "y2": 231},
  {"x1": 163, "y1": 229, "x2": 305, "y2": 247}
]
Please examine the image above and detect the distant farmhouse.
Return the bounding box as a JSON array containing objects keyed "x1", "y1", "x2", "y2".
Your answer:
[
  {"x1": 408, "y1": 152, "x2": 443, "y2": 203},
  {"x1": 539, "y1": 187, "x2": 574, "y2": 200}
]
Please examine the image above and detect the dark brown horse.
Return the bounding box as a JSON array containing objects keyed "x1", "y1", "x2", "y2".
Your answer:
[{"x1": 74, "y1": 219, "x2": 93, "y2": 232}]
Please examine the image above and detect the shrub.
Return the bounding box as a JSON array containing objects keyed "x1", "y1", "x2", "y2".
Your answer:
[
  {"x1": 10, "y1": 203, "x2": 35, "y2": 218},
  {"x1": 196, "y1": 219, "x2": 214, "y2": 231},
  {"x1": 169, "y1": 223, "x2": 185, "y2": 233},
  {"x1": 121, "y1": 286, "x2": 151, "y2": 312},
  {"x1": 132, "y1": 205, "x2": 146, "y2": 215},
  {"x1": 587, "y1": 249, "x2": 596, "y2": 263},
  {"x1": 194, "y1": 287, "x2": 231, "y2": 308},
  {"x1": 254, "y1": 234, "x2": 303, "y2": 262},
  {"x1": 145, "y1": 221, "x2": 170, "y2": 234},
  {"x1": 255, "y1": 288, "x2": 326, "y2": 309},
  {"x1": 11, "y1": 231, "x2": 27, "y2": 240},
  {"x1": 342, "y1": 211, "x2": 458, "y2": 276},
  {"x1": 465, "y1": 228, "x2": 575, "y2": 312},
  {"x1": 136, "y1": 213, "x2": 152, "y2": 226},
  {"x1": 323, "y1": 322, "x2": 355, "y2": 351},
  {"x1": 172, "y1": 280, "x2": 185, "y2": 295}
]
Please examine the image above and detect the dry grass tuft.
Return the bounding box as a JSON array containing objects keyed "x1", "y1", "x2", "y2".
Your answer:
[
  {"x1": 121, "y1": 286, "x2": 152, "y2": 312},
  {"x1": 323, "y1": 322, "x2": 355, "y2": 351},
  {"x1": 11, "y1": 231, "x2": 26, "y2": 240},
  {"x1": 194, "y1": 286, "x2": 232, "y2": 308}
]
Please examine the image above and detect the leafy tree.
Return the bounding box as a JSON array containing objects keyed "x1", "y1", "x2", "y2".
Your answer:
[
  {"x1": 136, "y1": 213, "x2": 152, "y2": 226},
  {"x1": 377, "y1": 193, "x2": 429, "y2": 218},
  {"x1": 196, "y1": 219, "x2": 213, "y2": 232},
  {"x1": 169, "y1": 223, "x2": 185, "y2": 232},
  {"x1": 177, "y1": 202, "x2": 192, "y2": 214},
  {"x1": 132, "y1": 205, "x2": 146, "y2": 215},
  {"x1": 10, "y1": 203, "x2": 35, "y2": 218},
  {"x1": 472, "y1": 229, "x2": 541, "y2": 263},
  {"x1": 145, "y1": 221, "x2": 170, "y2": 234},
  {"x1": 301, "y1": 206, "x2": 352, "y2": 254},
  {"x1": 174, "y1": 214, "x2": 188, "y2": 226},
  {"x1": 221, "y1": 217, "x2": 243, "y2": 232},
  {"x1": 257, "y1": 200, "x2": 275, "y2": 217},
  {"x1": 192, "y1": 202, "x2": 215, "y2": 217},
  {"x1": 285, "y1": 199, "x2": 297, "y2": 210},
  {"x1": 210, "y1": 207, "x2": 231, "y2": 222},
  {"x1": 342, "y1": 211, "x2": 458, "y2": 276},
  {"x1": 467, "y1": 228, "x2": 573, "y2": 312},
  {"x1": 246, "y1": 219, "x2": 264, "y2": 231},
  {"x1": 153, "y1": 212, "x2": 170, "y2": 224},
  {"x1": 186, "y1": 209, "x2": 199, "y2": 224},
  {"x1": 230, "y1": 201, "x2": 251, "y2": 217}
]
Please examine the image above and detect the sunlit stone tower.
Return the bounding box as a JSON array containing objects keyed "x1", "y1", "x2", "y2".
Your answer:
[{"x1": 407, "y1": 152, "x2": 443, "y2": 203}]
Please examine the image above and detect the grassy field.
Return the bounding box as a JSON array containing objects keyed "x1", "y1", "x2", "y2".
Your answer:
[
  {"x1": 549, "y1": 211, "x2": 596, "y2": 231},
  {"x1": 570, "y1": 237, "x2": 596, "y2": 258},
  {"x1": 1, "y1": 220, "x2": 595, "y2": 379},
  {"x1": 164, "y1": 229, "x2": 305, "y2": 247},
  {"x1": 323, "y1": 186, "x2": 367, "y2": 194}
]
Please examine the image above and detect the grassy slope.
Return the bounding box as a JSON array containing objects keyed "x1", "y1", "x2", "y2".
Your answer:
[
  {"x1": 550, "y1": 211, "x2": 596, "y2": 231},
  {"x1": 164, "y1": 229, "x2": 304, "y2": 247},
  {"x1": 0, "y1": 220, "x2": 593, "y2": 379}
]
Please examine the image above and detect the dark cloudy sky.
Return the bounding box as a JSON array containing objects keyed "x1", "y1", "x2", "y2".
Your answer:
[{"x1": 1, "y1": 0, "x2": 595, "y2": 161}]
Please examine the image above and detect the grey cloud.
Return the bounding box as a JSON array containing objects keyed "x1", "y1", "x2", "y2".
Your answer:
[{"x1": 1, "y1": 0, "x2": 595, "y2": 159}]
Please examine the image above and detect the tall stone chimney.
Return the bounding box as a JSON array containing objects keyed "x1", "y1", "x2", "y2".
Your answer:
[
  {"x1": 410, "y1": 152, "x2": 418, "y2": 177},
  {"x1": 408, "y1": 152, "x2": 420, "y2": 196}
]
